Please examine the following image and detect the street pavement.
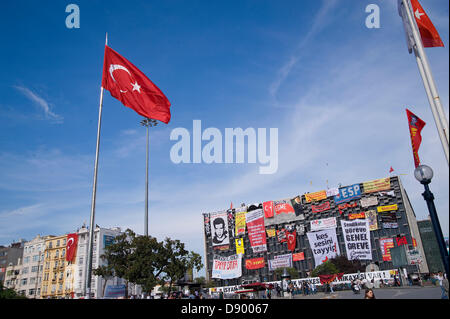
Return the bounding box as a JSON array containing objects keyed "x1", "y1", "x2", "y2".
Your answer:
[{"x1": 279, "y1": 286, "x2": 444, "y2": 299}]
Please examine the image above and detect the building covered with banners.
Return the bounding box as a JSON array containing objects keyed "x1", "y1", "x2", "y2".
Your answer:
[{"x1": 203, "y1": 176, "x2": 429, "y2": 286}]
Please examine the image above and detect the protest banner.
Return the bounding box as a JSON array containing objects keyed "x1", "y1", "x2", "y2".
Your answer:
[
  {"x1": 341, "y1": 220, "x2": 372, "y2": 260},
  {"x1": 307, "y1": 228, "x2": 340, "y2": 266}
]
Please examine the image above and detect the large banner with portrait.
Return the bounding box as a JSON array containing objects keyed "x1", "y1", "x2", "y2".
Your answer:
[
  {"x1": 341, "y1": 219, "x2": 372, "y2": 260},
  {"x1": 210, "y1": 211, "x2": 230, "y2": 248},
  {"x1": 212, "y1": 254, "x2": 242, "y2": 279}
]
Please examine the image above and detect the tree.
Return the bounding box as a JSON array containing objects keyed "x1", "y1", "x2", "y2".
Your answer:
[
  {"x1": 329, "y1": 256, "x2": 364, "y2": 274},
  {"x1": 0, "y1": 282, "x2": 27, "y2": 299},
  {"x1": 159, "y1": 238, "x2": 203, "y2": 297},
  {"x1": 93, "y1": 264, "x2": 114, "y2": 298},
  {"x1": 274, "y1": 267, "x2": 300, "y2": 279},
  {"x1": 100, "y1": 228, "x2": 135, "y2": 298},
  {"x1": 310, "y1": 261, "x2": 339, "y2": 277}
]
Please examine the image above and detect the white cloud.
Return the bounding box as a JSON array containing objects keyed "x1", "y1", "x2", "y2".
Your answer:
[{"x1": 13, "y1": 85, "x2": 63, "y2": 123}]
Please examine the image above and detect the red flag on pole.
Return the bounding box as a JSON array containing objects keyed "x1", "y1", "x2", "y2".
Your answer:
[
  {"x1": 406, "y1": 109, "x2": 426, "y2": 168},
  {"x1": 410, "y1": 0, "x2": 444, "y2": 48},
  {"x1": 389, "y1": 166, "x2": 394, "y2": 173},
  {"x1": 102, "y1": 45, "x2": 171, "y2": 123}
]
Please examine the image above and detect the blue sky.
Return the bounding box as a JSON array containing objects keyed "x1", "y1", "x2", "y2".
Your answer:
[{"x1": 0, "y1": 1, "x2": 448, "y2": 276}]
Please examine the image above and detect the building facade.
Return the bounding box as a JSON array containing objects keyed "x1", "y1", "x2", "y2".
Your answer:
[
  {"x1": 418, "y1": 218, "x2": 445, "y2": 273},
  {"x1": 0, "y1": 241, "x2": 25, "y2": 285},
  {"x1": 203, "y1": 176, "x2": 428, "y2": 286}
]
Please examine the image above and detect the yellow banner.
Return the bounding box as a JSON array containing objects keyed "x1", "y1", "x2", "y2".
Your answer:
[
  {"x1": 235, "y1": 211, "x2": 246, "y2": 236},
  {"x1": 266, "y1": 228, "x2": 276, "y2": 237},
  {"x1": 363, "y1": 177, "x2": 391, "y2": 194},
  {"x1": 377, "y1": 204, "x2": 398, "y2": 212},
  {"x1": 304, "y1": 190, "x2": 327, "y2": 202},
  {"x1": 235, "y1": 238, "x2": 245, "y2": 255}
]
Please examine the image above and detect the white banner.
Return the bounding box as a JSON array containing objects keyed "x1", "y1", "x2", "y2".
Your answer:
[
  {"x1": 326, "y1": 187, "x2": 339, "y2": 197},
  {"x1": 268, "y1": 253, "x2": 292, "y2": 271},
  {"x1": 341, "y1": 220, "x2": 372, "y2": 260},
  {"x1": 307, "y1": 228, "x2": 340, "y2": 266},
  {"x1": 212, "y1": 254, "x2": 242, "y2": 279},
  {"x1": 210, "y1": 211, "x2": 230, "y2": 247},
  {"x1": 360, "y1": 196, "x2": 378, "y2": 208},
  {"x1": 310, "y1": 217, "x2": 337, "y2": 231}
]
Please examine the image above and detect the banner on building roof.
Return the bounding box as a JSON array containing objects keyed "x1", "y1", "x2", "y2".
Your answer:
[
  {"x1": 210, "y1": 211, "x2": 230, "y2": 248},
  {"x1": 235, "y1": 211, "x2": 246, "y2": 236},
  {"x1": 382, "y1": 222, "x2": 399, "y2": 229},
  {"x1": 377, "y1": 204, "x2": 398, "y2": 212},
  {"x1": 204, "y1": 213, "x2": 211, "y2": 237},
  {"x1": 307, "y1": 228, "x2": 340, "y2": 266},
  {"x1": 245, "y1": 257, "x2": 265, "y2": 270},
  {"x1": 291, "y1": 196, "x2": 305, "y2": 217},
  {"x1": 305, "y1": 190, "x2": 327, "y2": 203},
  {"x1": 310, "y1": 217, "x2": 337, "y2": 231},
  {"x1": 286, "y1": 230, "x2": 297, "y2": 251},
  {"x1": 380, "y1": 238, "x2": 394, "y2": 261},
  {"x1": 246, "y1": 209, "x2": 267, "y2": 253},
  {"x1": 274, "y1": 199, "x2": 295, "y2": 215},
  {"x1": 263, "y1": 201, "x2": 274, "y2": 218},
  {"x1": 311, "y1": 201, "x2": 331, "y2": 213},
  {"x1": 334, "y1": 184, "x2": 361, "y2": 204},
  {"x1": 363, "y1": 177, "x2": 391, "y2": 194},
  {"x1": 365, "y1": 210, "x2": 378, "y2": 231},
  {"x1": 338, "y1": 202, "x2": 358, "y2": 215},
  {"x1": 266, "y1": 228, "x2": 276, "y2": 238},
  {"x1": 212, "y1": 254, "x2": 242, "y2": 279},
  {"x1": 326, "y1": 187, "x2": 339, "y2": 197},
  {"x1": 341, "y1": 220, "x2": 372, "y2": 260},
  {"x1": 360, "y1": 197, "x2": 378, "y2": 208},
  {"x1": 228, "y1": 210, "x2": 235, "y2": 238},
  {"x1": 268, "y1": 254, "x2": 293, "y2": 271}
]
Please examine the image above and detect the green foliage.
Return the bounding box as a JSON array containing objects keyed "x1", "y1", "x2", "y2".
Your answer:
[
  {"x1": 99, "y1": 229, "x2": 204, "y2": 296},
  {"x1": 329, "y1": 255, "x2": 364, "y2": 274},
  {"x1": 310, "y1": 261, "x2": 339, "y2": 277},
  {"x1": 274, "y1": 267, "x2": 300, "y2": 279},
  {"x1": 0, "y1": 282, "x2": 27, "y2": 299}
]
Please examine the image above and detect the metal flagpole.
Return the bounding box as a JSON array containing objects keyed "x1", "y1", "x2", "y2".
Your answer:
[
  {"x1": 402, "y1": 0, "x2": 449, "y2": 165},
  {"x1": 85, "y1": 33, "x2": 108, "y2": 299},
  {"x1": 140, "y1": 118, "x2": 157, "y2": 236},
  {"x1": 413, "y1": 51, "x2": 450, "y2": 162}
]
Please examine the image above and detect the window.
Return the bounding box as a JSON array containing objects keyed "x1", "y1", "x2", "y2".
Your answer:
[
  {"x1": 21, "y1": 278, "x2": 27, "y2": 286},
  {"x1": 55, "y1": 250, "x2": 59, "y2": 258},
  {"x1": 31, "y1": 266, "x2": 38, "y2": 272},
  {"x1": 63, "y1": 238, "x2": 66, "y2": 246},
  {"x1": 22, "y1": 267, "x2": 29, "y2": 274},
  {"x1": 32, "y1": 255, "x2": 39, "y2": 262},
  {"x1": 57, "y1": 240, "x2": 60, "y2": 247},
  {"x1": 24, "y1": 256, "x2": 30, "y2": 264}
]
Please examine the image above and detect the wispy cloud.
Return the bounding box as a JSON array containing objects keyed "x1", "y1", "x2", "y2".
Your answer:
[{"x1": 13, "y1": 85, "x2": 64, "y2": 123}]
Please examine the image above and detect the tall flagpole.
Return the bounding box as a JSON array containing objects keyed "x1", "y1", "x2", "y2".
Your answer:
[
  {"x1": 402, "y1": 0, "x2": 449, "y2": 165},
  {"x1": 85, "y1": 33, "x2": 108, "y2": 299}
]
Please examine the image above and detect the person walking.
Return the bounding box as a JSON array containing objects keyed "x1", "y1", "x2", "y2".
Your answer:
[
  {"x1": 436, "y1": 272, "x2": 448, "y2": 299},
  {"x1": 364, "y1": 288, "x2": 376, "y2": 299}
]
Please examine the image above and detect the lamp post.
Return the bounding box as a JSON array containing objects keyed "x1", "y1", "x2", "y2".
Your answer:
[
  {"x1": 140, "y1": 118, "x2": 158, "y2": 236},
  {"x1": 414, "y1": 164, "x2": 449, "y2": 279}
]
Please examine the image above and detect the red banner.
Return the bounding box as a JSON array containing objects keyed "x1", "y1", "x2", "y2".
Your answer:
[
  {"x1": 66, "y1": 233, "x2": 78, "y2": 262},
  {"x1": 406, "y1": 109, "x2": 426, "y2": 168},
  {"x1": 338, "y1": 202, "x2": 358, "y2": 215},
  {"x1": 293, "y1": 252, "x2": 305, "y2": 262},
  {"x1": 245, "y1": 257, "x2": 265, "y2": 270},
  {"x1": 311, "y1": 201, "x2": 331, "y2": 213},
  {"x1": 263, "y1": 201, "x2": 274, "y2": 218},
  {"x1": 318, "y1": 273, "x2": 344, "y2": 285},
  {"x1": 396, "y1": 236, "x2": 408, "y2": 246},
  {"x1": 246, "y1": 209, "x2": 267, "y2": 253},
  {"x1": 348, "y1": 212, "x2": 366, "y2": 220},
  {"x1": 410, "y1": 0, "x2": 444, "y2": 48},
  {"x1": 274, "y1": 200, "x2": 295, "y2": 215}
]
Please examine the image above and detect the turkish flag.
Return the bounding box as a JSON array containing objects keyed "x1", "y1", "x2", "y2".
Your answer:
[
  {"x1": 406, "y1": 109, "x2": 426, "y2": 168},
  {"x1": 66, "y1": 233, "x2": 78, "y2": 262},
  {"x1": 102, "y1": 45, "x2": 171, "y2": 123},
  {"x1": 410, "y1": 0, "x2": 444, "y2": 48},
  {"x1": 263, "y1": 201, "x2": 274, "y2": 218},
  {"x1": 286, "y1": 230, "x2": 297, "y2": 251}
]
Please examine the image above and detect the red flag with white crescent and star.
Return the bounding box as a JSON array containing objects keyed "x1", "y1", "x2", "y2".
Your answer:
[
  {"x1": 101, "y1": 45, "x2": 171, "y2": 124},
  {"x1": 410, "y1": 0, "x2": 444, "y2": 48},
  {"x1": 66, "y1": 233, "x2": 78, "y2": 262}
]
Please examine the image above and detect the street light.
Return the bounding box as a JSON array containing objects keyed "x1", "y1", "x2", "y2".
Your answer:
[
  {"x1": 414, "y1": 164, "x2": 449, "y2": 279},
  {"x1": 140, "y1": 118, "x2": 158, "y2": 236}
]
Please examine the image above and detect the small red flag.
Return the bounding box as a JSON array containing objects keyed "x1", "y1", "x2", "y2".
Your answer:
[
  {"x1": 410, "y1": 0, "x2": 444, "y2": 48},
  {"x1": 406, "y1": 109, "x2": 426, "y2": 168},
  {"x1": 102, "y1": 45, "x2": 171, "y2": 123},
  {"x1": 389, "y1": 166, "x2": 394, "y2": 173}
]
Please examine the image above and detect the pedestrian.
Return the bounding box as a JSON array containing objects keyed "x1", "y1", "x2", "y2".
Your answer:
[
  {"x1": 442, "y1": 276, "x2": 449, "y2": 300},
  {"x1": 436, "y1": 272, "x2": 448, "y2": 299},
  {"x1": 364, "y1": 288, "x2": 376, "y2": 299}
]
